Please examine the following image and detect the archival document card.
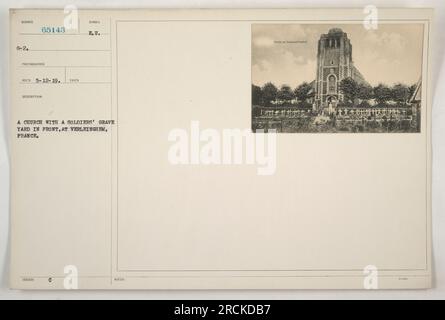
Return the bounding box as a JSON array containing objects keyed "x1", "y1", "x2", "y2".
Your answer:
[{"x1": 9, "y1": 8, "x2": 433, "y2": 289}]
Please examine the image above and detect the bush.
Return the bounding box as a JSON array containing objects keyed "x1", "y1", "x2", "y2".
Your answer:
[
  {"x1": 400, "y1": 120, "x2": 411, "y2": 131},
  {"x1": 374, "y1": 102, "x2": 389, "y2": 108},
  {"x1": 337, "y1": 101, "x2": 353, "y2": 108},
  {"x1": 358, "y1": 101, "x2": 371, "y2": 108},
  {"x1": 251, "y1": 106, "x2": 262, "y2": 117},
  {"x1": 296, "y1": 101, "x2": 312, "y2": 109},
  {"x1": 352, "y1": 124, "x2": 365, "y2": 133},
  {"x1": 366, "y1": 120, "x2": 380, "y2": 129}
]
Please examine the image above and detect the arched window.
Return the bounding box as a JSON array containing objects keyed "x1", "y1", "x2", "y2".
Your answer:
[{"x1": 328, "y1": 75, "x2": 336, "y2": 93}]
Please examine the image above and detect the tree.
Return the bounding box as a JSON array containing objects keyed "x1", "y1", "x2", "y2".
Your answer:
[
  {"x1": 373, "y1": 84, "x2": 392, "y2": 104},
  {"x1": 391, "y1": 83, "x2": 410, "y2": 103},
  {"x1": 339, "y1": 77, "x2": 359, "y2": 103},
  {"x1": 277, "y1": 85, "x2": 295, "y2": 103},
  {"x1": 357, "y1": 83, "x2": 374, "y2": 101},
  {"x1": 252, "y1": 84, "x2": 262, "y2": 105},
  {"x1": 261, "y1": 82, "x2": 278, "y2": 106},
  {"x1": 294, "y1": 82, "x2": 314, "y2": 102}
]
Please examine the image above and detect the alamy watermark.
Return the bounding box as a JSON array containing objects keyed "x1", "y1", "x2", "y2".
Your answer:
[
  {"x1": 63, "y1": 265, "x2": 78, "y2": 289},
  {"x1": 64, "y1": 5, "x2": 78, "y2": 31},
  {"x1": 363, "y1": 5, "x2": 379, "y2": 30},
  {"x1": 363, "y1": 265, "x2": 379, "y2": 289},
  {"x1": 168, "y1": 121, "x2": 277, "y2": 175}
]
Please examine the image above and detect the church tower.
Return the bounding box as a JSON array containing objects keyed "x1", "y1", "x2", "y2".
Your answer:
[{"x1": 314, "y1": 28, "x2": 364, "y2": 110}]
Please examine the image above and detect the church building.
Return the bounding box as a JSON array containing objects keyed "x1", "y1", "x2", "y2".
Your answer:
[{"x1": 313, "y1": 28, "x2": 367, "y2": 110}]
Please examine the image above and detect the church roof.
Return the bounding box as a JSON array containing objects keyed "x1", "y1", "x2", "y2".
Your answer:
[
  {"x1": 328, "y1": 28, "x2": 343, "y2": 34},
  {"x1": 320, "y1": 28, "x2": 346, "y2": 39},
  {"x1": 329, "y1": 28, "x2": 343, "y2": 33},
  {"x1": 409, "y1": 78, "x2": 422, "y2": 103},
  {"x1": 308, "y1": 80, "x2": 316, "y2": 95}
]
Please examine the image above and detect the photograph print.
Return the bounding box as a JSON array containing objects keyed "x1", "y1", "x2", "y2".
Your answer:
[{"x1": 251, "y1": 24, "x2": 424, "y2": 133}]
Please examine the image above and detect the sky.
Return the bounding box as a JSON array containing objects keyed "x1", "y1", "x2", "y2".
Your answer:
[{"x1": 252, "y1": 23, "x2": 424, "y2": 88}]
